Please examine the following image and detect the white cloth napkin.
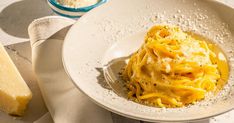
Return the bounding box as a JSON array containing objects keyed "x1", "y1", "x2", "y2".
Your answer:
[{"x1": 28, "y1": 16, "x2": 113, "y2": 123}]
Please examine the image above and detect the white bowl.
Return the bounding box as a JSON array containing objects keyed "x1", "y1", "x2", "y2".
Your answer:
[{"x1": 62, "y1": 0, "x2": 234, "y2": 122}]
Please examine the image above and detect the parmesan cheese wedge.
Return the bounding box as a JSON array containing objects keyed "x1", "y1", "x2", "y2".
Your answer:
[{"x1": 0, "y1": 43, "x2": 32, "y2": 116}]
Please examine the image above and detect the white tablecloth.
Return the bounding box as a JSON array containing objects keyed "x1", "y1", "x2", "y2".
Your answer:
[{"x1": 0, "y1": 0, "x2": 234, "y2": 123}]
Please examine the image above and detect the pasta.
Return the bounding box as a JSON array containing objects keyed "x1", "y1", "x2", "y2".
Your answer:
[{"x1": 122, "y1": 25, "x2": 229, "y2": 108}]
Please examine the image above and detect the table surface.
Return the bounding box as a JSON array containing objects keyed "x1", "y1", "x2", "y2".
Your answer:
[{"x1": 0, "y1": 0, "x2": 234, "y2": 123}]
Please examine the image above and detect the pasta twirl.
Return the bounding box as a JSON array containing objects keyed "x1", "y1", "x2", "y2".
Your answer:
[{"x1": 122, "y1": 25, "x2": 229, "y2": 108}]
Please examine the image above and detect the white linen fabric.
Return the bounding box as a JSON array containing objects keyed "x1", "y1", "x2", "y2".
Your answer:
[{"x1": 28, "y1": 16, "x2": 113, "y2": 123}]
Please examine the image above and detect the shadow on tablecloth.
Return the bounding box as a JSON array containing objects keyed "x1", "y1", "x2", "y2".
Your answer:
[{"x1": 0, "y1": 0, "x2": 53, "y2": 38}]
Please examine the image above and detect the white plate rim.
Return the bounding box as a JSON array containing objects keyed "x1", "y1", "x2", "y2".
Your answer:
[{"x1": 62, "y1": 0, "x2": 234, "y2": 122}]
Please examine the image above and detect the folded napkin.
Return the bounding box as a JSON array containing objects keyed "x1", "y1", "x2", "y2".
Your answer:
[{"x1": 28, "y1": 16, "x2": 113, "y2": 123}]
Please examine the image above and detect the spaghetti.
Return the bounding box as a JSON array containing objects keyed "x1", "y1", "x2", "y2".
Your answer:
[{"x1": 122, "y1": 25, "x2": 229, "y2": 108}]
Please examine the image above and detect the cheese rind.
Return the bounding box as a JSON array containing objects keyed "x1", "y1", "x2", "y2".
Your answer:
[{"x1": 0, "y1": 43, "x2": 32, "y2": 116}]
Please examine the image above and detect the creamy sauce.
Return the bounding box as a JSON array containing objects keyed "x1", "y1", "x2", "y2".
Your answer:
[
  {"x1": 188, "y1": 32, "x2": 230, "y2": 91},
  {"x1": 218, "y1": 52, "x2": 226, "y2": 61},
  {"x1": 57, "y1": 0, "x2": 99, "y2": 8},
  {"x1": 209, "y1": 44, "x2": 229, "y2": 91}
]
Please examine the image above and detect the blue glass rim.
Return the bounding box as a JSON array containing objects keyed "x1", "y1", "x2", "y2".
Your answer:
[{"x1": 48, "y1": 0, "x2": 107, "y2": 12}]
